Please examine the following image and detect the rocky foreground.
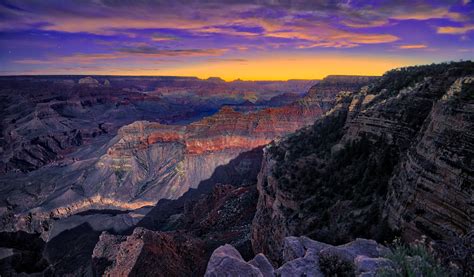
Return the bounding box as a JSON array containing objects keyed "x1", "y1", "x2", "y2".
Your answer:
[{"x1": 205, "y1": 236, "x2": 393, "y2": 277}]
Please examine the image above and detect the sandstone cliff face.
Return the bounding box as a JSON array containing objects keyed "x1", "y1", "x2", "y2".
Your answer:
[
  {"x1": 385, "y1": 77, "x2": 474, "y2": 242},
  {"x1": 251, "y1": 62, "x2": 474, "y2": 265},
  {"x1": 91, "y1": 151, "x2": 262, "y2": 276}
]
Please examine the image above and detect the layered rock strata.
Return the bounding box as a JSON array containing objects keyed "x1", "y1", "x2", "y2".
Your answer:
[
  {"x1": 251, "y1": 62, "x2": 474, "y2": 266},
  {"x1": 385, "y1": 76, "x2": 474, "y2": 242}
]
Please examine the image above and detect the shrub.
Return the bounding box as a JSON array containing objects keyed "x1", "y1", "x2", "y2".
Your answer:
[
  {"x1": 379, "y1": 238, "x2": 448, "y2": 277},
  {"x1": 319, "y1": 253, "x2": 355, "y2": 277}
]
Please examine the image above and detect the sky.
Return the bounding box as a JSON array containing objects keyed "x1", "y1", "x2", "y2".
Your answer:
[{"x1": 0, "y1": 0, "x2": 473, "y2": 80}]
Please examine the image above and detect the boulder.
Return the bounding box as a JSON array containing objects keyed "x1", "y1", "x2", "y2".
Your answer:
[
  {"x1": 319, "y1": 239, "x2": 389, "y2": 263},
  {"x1": 205, "y1": 244, "x2": 263, "y2": 277},
  {"x1": 354, "y1": 256, "x2": 394, "y2": 275},
  {"x1": 249, "y1": 254, "x2": 275, "y2": 277}
]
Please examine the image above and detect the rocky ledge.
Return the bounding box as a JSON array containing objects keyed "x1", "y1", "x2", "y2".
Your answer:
[{"x1": 205, "y1": 236, "x2": 393, "y2": 277}]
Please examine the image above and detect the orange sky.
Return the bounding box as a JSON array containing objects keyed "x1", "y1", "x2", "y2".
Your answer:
[{"x1": 64, "y1": 54, "x2": 424, "y2": 81}]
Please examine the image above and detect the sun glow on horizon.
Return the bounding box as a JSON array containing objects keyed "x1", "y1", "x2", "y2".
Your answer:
[
  {"x1": 157, "y1": 55, "x2": 424, "y2": 81},
  {"x1": 15, "y1": 54, "x2": 426, "y2": 81}
]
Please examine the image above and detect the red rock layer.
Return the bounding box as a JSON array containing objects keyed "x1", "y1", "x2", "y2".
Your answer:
[{"x1": 109, "y1": 103, "x2": 324, "y2": 157}]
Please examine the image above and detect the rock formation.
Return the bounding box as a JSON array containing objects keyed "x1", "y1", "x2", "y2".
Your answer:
[
  {"x1": 92, "y1": 228, "x2": 207, "y2": 276},
  {"x1": 205, "y1": 236, "x2": 393, "y2": 277},
  {"x1": 76, "y1": 76, "x2": 375, "y2": 276},
  {"x1": 385, "y1": 76, "x2": 474, "y2": 242},
  {"x1": 92, "y1": 75, "x2": 374, "y2": 206},
  {"x1": 251, "y1": 62, "x2": 474, "y2": 266}
]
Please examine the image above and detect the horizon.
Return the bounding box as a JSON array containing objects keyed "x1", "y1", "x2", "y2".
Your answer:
[
  {"x1": 1, "y1": 1, "x2": 473, "y2": 80},
  {"x1": 2, "y1": 60, "x2": 472, "y2": 82},
  {"x1": 0, "y1": 73, "x2": 382, "y2": 82}
]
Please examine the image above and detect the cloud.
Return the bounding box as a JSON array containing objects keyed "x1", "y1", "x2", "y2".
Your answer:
[
  {"x1": 151, "y1": 33, "x2": 178, "y2": 41},
  {"x1": 297, "y1": 42, "x2": 359, "y2": 49},
  {"x1": 14, "y1": 47, "x2": 227, "y2": 65},
  {"x1": 437, "y1": 24, "x2": 474, "y2": 34},
  {"x1": 341, "y1": 19, "x2": 390, "y2": 28},
  {"x1": 340, "y1": 33, "x2": 399, "y2": 44},
  {"x1": 116, "y1": 46, "x2": 227, "y2": 56},
  {"x1": 389, "y1": 7, "x2": 465, "y2": 22},
  {"x1": 340, "y1": 3, "x2": 468, "y2": 29},
  {"x1": 206, "y1": 58, "x2": 248, "y2": 62},
  {"x1": 0, "y1": 0, "x2": 408, "y2": 49},
  {"x1": 2, "y1": 0, "x2": 473, "y2": 76},
  {"x1": 398, "y1": 44, "x2": 428, "y2": 49}
]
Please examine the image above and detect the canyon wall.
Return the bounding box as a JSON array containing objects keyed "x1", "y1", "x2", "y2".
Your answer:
[
  {"x1": 251, "y1": 62, "x2": 474, "y2": 265},
  {"x1": 385, "y1": 76, "x2": 473, "y2": 242}
]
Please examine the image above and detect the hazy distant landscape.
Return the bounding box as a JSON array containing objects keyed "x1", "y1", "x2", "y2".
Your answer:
[{"x1": 1, "y1": 1, "x2": 473, "y2": 276}]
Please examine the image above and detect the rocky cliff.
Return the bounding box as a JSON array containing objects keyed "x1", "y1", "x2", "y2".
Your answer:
[
  {"x1": 385, "y1": 76, "x2": 474, "y2": 242},
  {"x1": 63, "y1": 76, "x2": 375, "y2": 276},
  {"x1": 251, "y1": 62, "x2": 474, "y2": 270}
]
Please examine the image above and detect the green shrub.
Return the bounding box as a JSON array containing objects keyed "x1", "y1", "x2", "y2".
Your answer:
[
  {"x1": 319, "y1": 253, "x2": 355, "y2": 277},
  {"x1": 379, "y1": 239, "x2": 448, "y2": 277}
]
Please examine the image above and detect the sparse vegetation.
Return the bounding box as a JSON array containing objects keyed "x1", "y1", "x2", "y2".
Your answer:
[
  {"x1": 369, "y1": 61, "x2": 474, "y2": 99},
  {"x1": 379, "y1": 238, "x2": 448, "y2": 277},
  {"x1": 319, "y1": 253, "x2": 355, "y2": 277}
]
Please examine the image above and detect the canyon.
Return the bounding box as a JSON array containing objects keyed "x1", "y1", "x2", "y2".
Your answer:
[
  {"x1": 0, "y1": 74, "x2": 373, "y2": 275},
  {"x1": 0, "y1": 62, "x2": 473, "y2": 276}
]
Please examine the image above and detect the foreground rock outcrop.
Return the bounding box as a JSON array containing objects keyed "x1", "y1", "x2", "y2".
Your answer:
[
  {"x1": 92, "y1": 228, "x2": 207, "y2": 276},
  {"x1": 205, "y1": 236, "x2": 393, "y2": 277},
  {"x1": 251, "y1": 62, "x2": 474, "y2": 273}
]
